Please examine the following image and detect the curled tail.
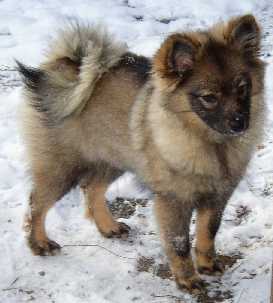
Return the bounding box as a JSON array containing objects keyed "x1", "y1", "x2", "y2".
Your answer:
[{"x1": 17, "y1": 23, "x2": 127, "y2": 124}]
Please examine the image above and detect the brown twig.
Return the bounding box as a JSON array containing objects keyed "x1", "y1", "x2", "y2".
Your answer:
[
  {"x1": 2, "y1": 287, "x2": 20, "y2": 292},
  {"x1": 2, "y1": 277, "x2": 19, "y2": 291},
  {"x1": 151, "y1": 293, "x2": 187, "y2": 302},
  {"x1": 2, "y1": 288, "x2": 34, "y2": 295},
  {"x1": 229, "y1": 259, "x2": 243, "y2": 273},
  {"x1": 62, "y1": 244, "x2": 136, "y2": 260}
]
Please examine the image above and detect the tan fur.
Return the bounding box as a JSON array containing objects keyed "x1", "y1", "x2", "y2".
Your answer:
[
  {"x1": 154, "y1": 195, "x2": 202, "y2": 289},
  {"x1": 18, "y1": 16, "x2": 265, "y2": 292},
  {"x1": 22, "y1": 24, "x2": 128, "y2": 123},
  {"x1": 195, "y1": 209, "x2": 218, "y2": 273},
  {"x1": 196, "y1": 209, "x2": 213, "y2": 253},
  {"x1": 81, "y1": 180, "x2": 129, "y2": 237}
]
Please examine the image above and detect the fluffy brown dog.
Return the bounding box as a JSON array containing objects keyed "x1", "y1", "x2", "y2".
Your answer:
[{"x1": 17, "y1": 14, "x2": 265, "y2": 292}]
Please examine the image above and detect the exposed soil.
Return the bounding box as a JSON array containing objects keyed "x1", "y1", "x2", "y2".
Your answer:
[
  {"x1": 109, "y1": 198, "x2": 149, "y2": 219},
  {"x1": 137, "y1": 253, "x2": 241, "y2": 303}
]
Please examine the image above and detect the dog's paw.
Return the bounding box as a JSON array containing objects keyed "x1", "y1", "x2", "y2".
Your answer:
[
  {"x1": 197, "y1": 259, "x2": 224, "y2": 276},
  {"x1": 99, "y1": 222, "x2": 130, "y2": 239},
  {"x1": 175, "y1": 274, "x2": 207, "y2": 294},
  {"x1": 28, "y1": 237, "x2": 61, "y2": 256}
]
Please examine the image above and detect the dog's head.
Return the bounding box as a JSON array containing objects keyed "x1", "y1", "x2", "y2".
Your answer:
[{"x1": 153, "y1": 15, "x2": 265, "y2": 138}]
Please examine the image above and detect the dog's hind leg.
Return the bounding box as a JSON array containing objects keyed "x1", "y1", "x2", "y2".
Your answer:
[
  {"x1": 81, "y1": 179, "x2": 130, "y2": 238},
  {"x1": 25, "y1": 160, "x2": 81, "y2": 256}
]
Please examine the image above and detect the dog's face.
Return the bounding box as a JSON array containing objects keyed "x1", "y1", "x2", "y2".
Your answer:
[
  {"x1": 153, "y1": 15, "x2": 264, "y2": 137},
  {"x1": 185, "y1": 44, "x2": 253, "y2": 136}
]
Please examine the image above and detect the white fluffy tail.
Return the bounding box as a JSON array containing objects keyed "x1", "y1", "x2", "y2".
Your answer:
[{"x1": 17, "y1": 23, "x2": 127, "y2": 124}]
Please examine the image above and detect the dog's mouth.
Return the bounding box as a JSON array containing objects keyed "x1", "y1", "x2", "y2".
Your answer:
[
  {"x1": 216, "y1": 127, "x2": 247, "y2": 137},
  {"x1": 207, "y1": 118, "x2": 249, "y2": 137},
  {"x1": 191, "y1": 105, "x2": 250, "y2": 137}
]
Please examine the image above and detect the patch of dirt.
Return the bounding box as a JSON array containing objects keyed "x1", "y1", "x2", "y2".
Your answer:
[
  {"x1": 261, "y1": 182, "x2": 273, "y2": 197},
  {"x1": 234, "y1": 205, "x2": 251, "y2": 225},
  {"x1": 197, "y1": 254, "x2": 241, "y2": 302},
  {"x1": 133, "y1": 15, "x2": 144, "y2": 21},
  {"x1": 196, "y1": 288, "x2": 232, "y2": 303},
  {"x1": 137, "y1": 256, "x2": 172, "y2": 280},
  {"x1": 137, "y1": 254, "x2": 241, "y2": 302},
  {"x1": 156, "y1": 17, "x2": 177, "y2": 24},
  {"x1": 109, "y1": 198, "x2": 148, "y2": 219}
]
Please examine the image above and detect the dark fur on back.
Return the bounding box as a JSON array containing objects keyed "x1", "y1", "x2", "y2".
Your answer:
[
  {"x1": 118, "y1": 52, "x2": 152, "y2": 83},
  {"x1": 16, "y1": 61, "x2": 53, "y2": 120},
  {"x1": 16, "y1": 61, "x2": 46, "y2": 92}
]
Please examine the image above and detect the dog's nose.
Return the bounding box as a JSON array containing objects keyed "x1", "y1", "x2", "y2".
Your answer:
[{"x1": 228, "y1": 113, "x2": 247, "y2": 133}]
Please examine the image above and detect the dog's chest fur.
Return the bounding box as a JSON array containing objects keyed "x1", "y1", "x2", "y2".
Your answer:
[{"x1": 132, "y1": 91, "x2": 253, "y2": 200}]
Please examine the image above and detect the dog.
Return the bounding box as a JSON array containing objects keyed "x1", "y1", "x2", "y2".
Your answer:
[{"x1": 17, "y1": 14, "x2": 265, "y2": 292}]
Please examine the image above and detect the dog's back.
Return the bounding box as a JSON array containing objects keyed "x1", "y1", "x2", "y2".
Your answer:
[
  {"x1": 17, "y1": 23, "x2": 153, "y2": 256},
  {"x1": 17, "y1": 23, "x2": 151, "y2": 171}
]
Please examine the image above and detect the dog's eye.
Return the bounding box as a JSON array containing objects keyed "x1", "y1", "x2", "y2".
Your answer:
[
  {"x1": 237, "y1": 81, "x2": 248, "y2": 97},
  {"x1": 199, "y1": 94, "x2": 218, "y2": 109}
]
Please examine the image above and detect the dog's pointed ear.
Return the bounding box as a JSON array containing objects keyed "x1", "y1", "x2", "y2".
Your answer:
[
  {"x1": 153, "y1": 34, "x2": 199, "y2": 81},
  {"x1": 169, "y1": 40, "x2": 195, "y2": 75},
  {"x1": 227, "y1": 14, "x2": 260, "y2": 58}
]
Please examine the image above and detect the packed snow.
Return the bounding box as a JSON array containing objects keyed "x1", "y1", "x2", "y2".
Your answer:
[{"x1": 0, "y1": 1, "x2": 272, "y2": 302}]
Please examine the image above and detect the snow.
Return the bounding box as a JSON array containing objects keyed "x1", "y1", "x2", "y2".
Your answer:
[{"x1": 0, "y1": 0, "x2": 272, "y2": 302}]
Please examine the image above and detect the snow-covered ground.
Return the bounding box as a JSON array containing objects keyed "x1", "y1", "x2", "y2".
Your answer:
[{"x1": 0, "y1": 1, "x2": 272, "y2": 302}]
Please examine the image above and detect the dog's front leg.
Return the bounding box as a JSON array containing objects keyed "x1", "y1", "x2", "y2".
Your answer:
[
  {"x1": 195, "y1": 204, "x2": 227, "y2": 275},
  {"x1": 154, "y1": 194, "x2": 204, "y2": 293}
]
